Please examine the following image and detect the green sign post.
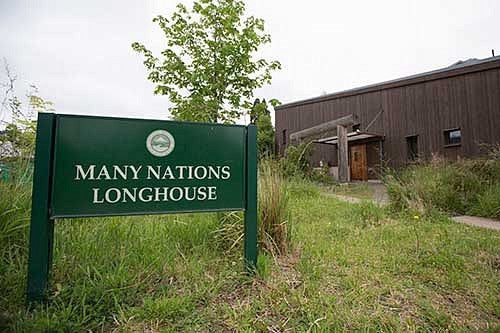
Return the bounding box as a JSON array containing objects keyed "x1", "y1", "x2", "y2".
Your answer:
[{"x1": 27, "y1": 113, "x2": 257, "y2": 302}]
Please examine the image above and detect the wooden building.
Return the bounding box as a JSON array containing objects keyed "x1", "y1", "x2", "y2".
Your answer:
[{"x1": 275, "y1": 56, "x2": 500, "y2": 180}]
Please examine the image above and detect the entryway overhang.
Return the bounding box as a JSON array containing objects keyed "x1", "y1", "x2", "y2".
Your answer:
[{"x1": 313, "y1": 131, "x2": 384, "y2": 145}]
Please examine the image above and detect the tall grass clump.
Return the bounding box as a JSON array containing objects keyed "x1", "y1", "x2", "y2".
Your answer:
[
  {"x1": 384, "y1": 154, "x2": 500, "y2": 219},
  {"x1": 258, "y1": 158, "x2": 291, "y2": 256},
  {"x1": 0, "y1": 158, "x2": 33, "y2": 253},
  {"x1": 212, "y1": 158, "x2": 292, "y2": 257},
  {"x1": 0, "y1": 158, "x2": 33, "y2": 311}
]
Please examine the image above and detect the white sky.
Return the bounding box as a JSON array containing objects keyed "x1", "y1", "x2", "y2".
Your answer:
[{"x1": 1, "y1": 0, "x2": 499, "y2": 124}]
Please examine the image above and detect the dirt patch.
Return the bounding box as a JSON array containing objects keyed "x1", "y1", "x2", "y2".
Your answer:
[
  {"x1": 274, "y1": 249, "x2": 302, "y2": 290},
  {"x1": 431, "y1": 291, "x2": 497, "y2": 330}
]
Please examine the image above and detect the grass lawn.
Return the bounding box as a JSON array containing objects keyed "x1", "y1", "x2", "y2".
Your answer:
[{"x1": 1, "y1": 181, "x2": 499, "y2": 331}]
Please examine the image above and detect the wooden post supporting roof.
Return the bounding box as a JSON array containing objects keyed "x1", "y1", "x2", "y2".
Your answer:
[
  {"x1": 337, "y1": 125, "x2": 349, "y2": 183},
  {"x1": 289, "y1": 114, "x2": 358, "y2": 143},
  {"x1": 289, "y1": 114, "x2": 357, "y2": 183}
]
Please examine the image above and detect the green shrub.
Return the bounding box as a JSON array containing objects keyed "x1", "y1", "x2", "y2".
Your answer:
[
  {"x1": 384, "y1": 157, "x2": 500, "y2": 219},
  {"x1": 279, "y1": 141, "x2": 336, "y2": 185},
  {"x1": 467, "y1": 183, "x2": 500, "y2": 219},
  {"x1": 310, "y1": 165, "x2": 336, "y2": 185},
  {"x1": 279, "y1": 142, "x2": 313, "y2": 179}
]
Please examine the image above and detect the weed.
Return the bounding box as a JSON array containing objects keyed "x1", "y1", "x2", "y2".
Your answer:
[
  {"x1": 348, "y1": 201, "x2": 385, "y2": 228},
  {"x1": 256, "y1": 253, "x2": 272, "y2": 279}
]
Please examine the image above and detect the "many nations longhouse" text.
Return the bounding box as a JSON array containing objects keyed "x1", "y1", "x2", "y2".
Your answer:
[{"x1": 73, "y1": 164, "x2": 233, "y2": 204}]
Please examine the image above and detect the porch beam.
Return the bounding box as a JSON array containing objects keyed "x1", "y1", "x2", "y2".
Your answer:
[{"x1": 289, "y1": 114, "x2": 358, "y2": 143}]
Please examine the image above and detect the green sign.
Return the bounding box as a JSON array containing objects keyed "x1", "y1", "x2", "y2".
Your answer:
[{"x1": 27, "y1": 113, "x2": 257, "y2": 302}]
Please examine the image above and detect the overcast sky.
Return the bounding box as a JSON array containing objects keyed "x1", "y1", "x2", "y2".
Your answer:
[{"x1": 1, "y1": 0, "x2": 499, "y2": 124}]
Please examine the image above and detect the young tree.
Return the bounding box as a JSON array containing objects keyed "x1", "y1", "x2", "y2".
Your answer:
[
  {"x1": 256, "y1": 111, "x2": 274, "y2": 158},
  {"x1": 250, "y1": 98, "x2": 280, "y2": 158},
  {"x1": 132, "y1": 0, "x2": 281, "y2": 123},
  {"x1": 249, "y1": 98, "x2": 267, "y2": 123}
]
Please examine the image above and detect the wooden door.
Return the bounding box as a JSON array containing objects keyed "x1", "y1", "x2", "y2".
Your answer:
[{"x1": 350, "y1": 144, "x2": 367, "y2": 181}]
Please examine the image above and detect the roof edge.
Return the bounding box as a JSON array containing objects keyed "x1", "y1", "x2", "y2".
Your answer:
[{"x1": 275, "y1": 56, "x2": 500, "y2": 110}]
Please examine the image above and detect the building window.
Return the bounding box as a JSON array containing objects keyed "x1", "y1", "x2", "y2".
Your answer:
[
  {"x1": 406, "y1": 135, "x2": 418, "y2": 161},
  {"x1": 282, "y1": 129, "x2": 287, "y2": 146},
  {"x1": 444, "y1": 128, "x2": 461, "y2": 146},
  {"x1": 353, "y1": 151, "x2": 360, "y2": 162}
]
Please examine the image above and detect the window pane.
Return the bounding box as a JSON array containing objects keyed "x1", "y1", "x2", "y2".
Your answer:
[
  {"x1": 445, "y1": 129, "x2": 461, "y2": 145},
  {"x1": 449, "y1": 130, "x2": 461, "y2": 139}
]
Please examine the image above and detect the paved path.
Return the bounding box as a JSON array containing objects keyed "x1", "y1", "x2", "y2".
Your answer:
[
  {"x1": 451, "y1": 215, "x2": 500, "y2": 231},
  {"x1": 370, "y1": 182, "x2": 390, "y2": 206},
  {"x1": 323, "y1": 183, "x2": 500, "y2": 231},
  {"x1": 322, "y1": 182, "x2": 389, "y2": 206},
  {"x1": 323, "y1": 193, "x2": 362, "y2": 203}
]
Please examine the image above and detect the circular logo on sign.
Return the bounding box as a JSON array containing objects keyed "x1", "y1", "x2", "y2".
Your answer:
[{"x1": 146, "y1": 130, "x2": 175, "y2": 157}]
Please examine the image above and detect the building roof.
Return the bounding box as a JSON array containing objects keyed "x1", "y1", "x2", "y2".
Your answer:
[{"x1": 276, "y1": 55, "x2": 500, "y2": 110}]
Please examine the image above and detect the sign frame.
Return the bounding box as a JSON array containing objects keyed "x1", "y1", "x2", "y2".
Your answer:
[{"x1": 26, "y1": 113, "x2": 258, "y2": 302}]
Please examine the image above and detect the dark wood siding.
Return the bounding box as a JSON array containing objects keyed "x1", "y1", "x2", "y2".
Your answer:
[{"x1": 276, "y1": 59, "x2": 500, "y2": 168}]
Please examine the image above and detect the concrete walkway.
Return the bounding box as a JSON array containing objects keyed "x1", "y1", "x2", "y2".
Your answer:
[
  {"x1": 323, "y1": 183, "x2": 500, "y2": 231},
  {"x1": 322, "y1": 182, "x2": 389, "y2": 206},
  {"x1": 324, "y1": 193, "x2": 362, "y2": 204},
  {"x1": 370, "y1": 182, "x2": 390, "y2": 206},
  {"x1": 451, "y1": 215, "x2": 500, "y2": 231}
]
